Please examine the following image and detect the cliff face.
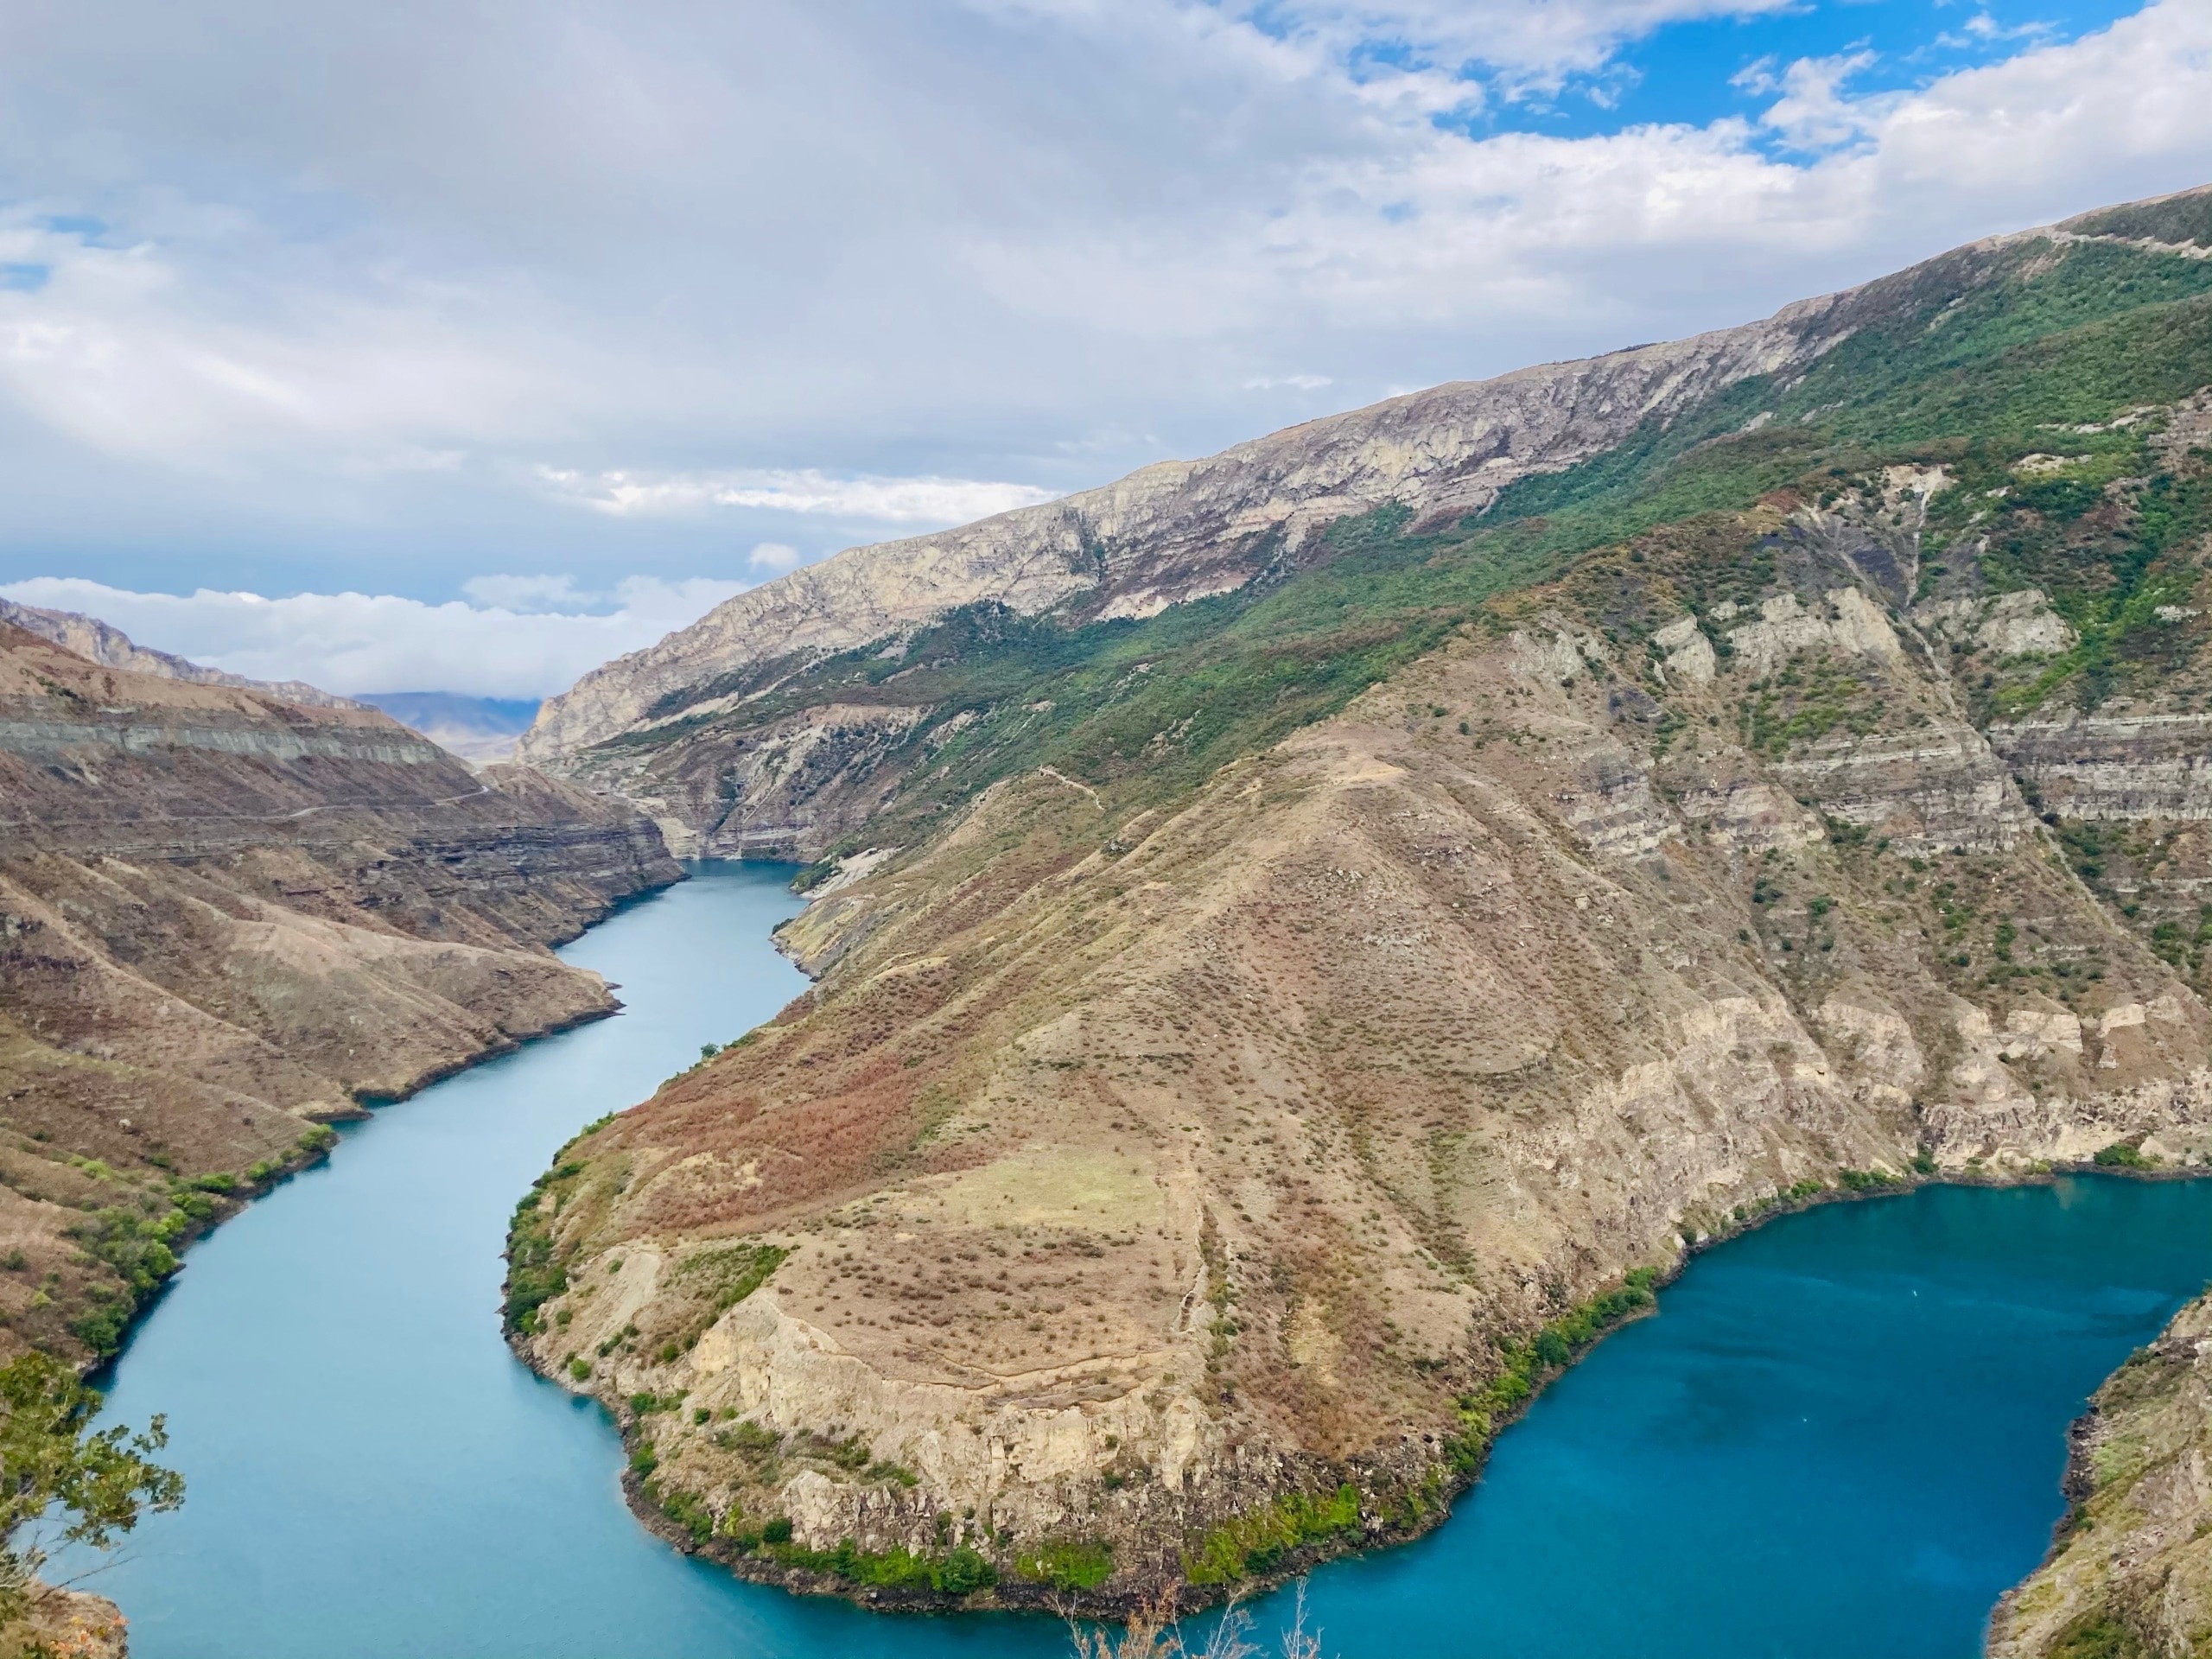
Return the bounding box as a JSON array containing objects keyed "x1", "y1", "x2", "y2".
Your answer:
[
  {"x1": 505, "y1": 181, "x2": 2212, "y2": 1612},
  {"x1": 1988, "y1": 1293, "x2": 2212, "y2": 1659},
  {"x1": 511, "y1": 428, "x2": 2212, "y2": 1610},
  {"x1": 518, "y1": 300, "x2": 1840, "y2": 772},
  {"x1": 0, "y1": 596, "x2": 362, "y2": 711},
  {"x1": 0, "y1": 622, "x2": 678, "y2": 1363}
]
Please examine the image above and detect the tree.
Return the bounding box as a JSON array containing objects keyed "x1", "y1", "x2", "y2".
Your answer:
[{"x1": 0, "y1": 1352, "x2": 182, "y2": 1624}]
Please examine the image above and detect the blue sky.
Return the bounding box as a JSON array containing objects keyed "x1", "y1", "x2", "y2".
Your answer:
[{"x1": 0, "y1": 0, "x2": 2208, "y2": 696}]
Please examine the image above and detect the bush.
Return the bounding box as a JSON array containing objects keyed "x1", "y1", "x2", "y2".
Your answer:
[
  {"x1": 1185, "y1": 1484, "x2": 1360, "y2": 1585},
  {"x1": 1015, "y1": 1539, "x2": 1114, "y2": 1592},
  {"x1": 762, "y1": 1516, "x2": 793, "y2": 1544},
  {"x1": 2094, "y1": 1141, "x2": 2157, "y2": 1169}
]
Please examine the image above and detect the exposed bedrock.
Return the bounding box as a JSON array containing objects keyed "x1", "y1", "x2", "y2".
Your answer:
[
  {"x1": 514, "y1": 516, "x2": 2212, "y2": 1610},
  {"x1": 0, "y1": 622, "x2": 678, "y2": 1363}
]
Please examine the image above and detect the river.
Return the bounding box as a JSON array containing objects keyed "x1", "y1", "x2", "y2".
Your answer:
[{"x1": 55, "y1": 861, "x2": 2212, "y2": 1657}]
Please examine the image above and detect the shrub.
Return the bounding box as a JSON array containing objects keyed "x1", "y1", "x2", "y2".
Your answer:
[
  {"x1": 1185, "y1": 1484, "x2": 1360, "y2": 1585},
  {"x1": 2094, "y1": 1141, "x2": 2157, "y2": 1169},
  {"x1": 762, "y1": 1516, "x2": 793, "y2": 1544},
  {"x1": 1016, "y1": 1539, "x2": 1114, "y2": 1592}
]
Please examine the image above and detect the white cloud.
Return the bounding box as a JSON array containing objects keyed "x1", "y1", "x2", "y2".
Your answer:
[
  {"x1": 0, "y1": 575, "x2": 750, "y2": 698},
  {"x1": 0, "y1": 0, "x2": 2202, "y2": 611},
  {"x1": 747, "y1": 542, "x2": 802, "y2": 574},
  {"x1": 533, "y1": 466, "x2": 1058, "y2": 524}
]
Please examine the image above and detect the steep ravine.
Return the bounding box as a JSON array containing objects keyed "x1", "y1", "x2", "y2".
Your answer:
[{"x1": 0, "y1": 620, "x2": 679, "y2": 1370}]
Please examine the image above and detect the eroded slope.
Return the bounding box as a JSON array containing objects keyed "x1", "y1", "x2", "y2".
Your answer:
[
  {"x1": 512, "y1": 448, "x2": 2212, "y2": 1609},
  {"x1": 1989, "y1": 1292, "x2": 2212, "y2": 1659},
  {"x1": 0, "y1": 623, "x2": 678, "y2": 1361}
]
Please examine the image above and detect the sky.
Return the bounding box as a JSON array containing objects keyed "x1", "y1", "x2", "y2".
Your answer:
[{"x1": 1, "y1": 0, "x2": 2209, "y2": 698}]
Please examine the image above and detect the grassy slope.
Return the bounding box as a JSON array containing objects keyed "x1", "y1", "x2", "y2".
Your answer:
[{"x1": 588, "y1": 221, "x2": 2212, "y2": 880}]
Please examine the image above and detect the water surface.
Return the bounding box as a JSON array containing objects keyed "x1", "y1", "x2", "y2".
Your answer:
[{"x1": 59, "y1": 862, "x2": 2212, "y2": 1657}]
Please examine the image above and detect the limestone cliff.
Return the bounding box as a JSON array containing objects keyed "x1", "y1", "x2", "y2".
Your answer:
[
  {"x1": 0, "y1": 597, "x2": 361, "y2": 711},
  {"x1": 512, "y1": 465, "x2": 2212, "y2": 1611},
  {"x1": 1988, "y1": 1293, "x2": 2212, "y2": 1659},
  {"x1": 508, "y1": 181, "x2": 2212, "y2": 1613},
  {"x1": 0, "y1": 622, "x2": 678, "y2": 1363}
]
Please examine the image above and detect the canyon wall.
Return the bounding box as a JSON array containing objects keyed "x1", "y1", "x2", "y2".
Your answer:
[
  {"x1": 0, "y1": 621, "x2": 678, "y2": 1363},
  {"x1": 504, "y1": 183, "x2": 2212, "y2": 1613}
]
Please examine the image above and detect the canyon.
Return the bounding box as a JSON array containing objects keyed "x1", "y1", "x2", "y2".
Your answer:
[
  {"x1": 0, "y1": 617, "x2": 677, "y2": 1369},
  {"x1": 497, "y1": 182, "x2": 2212, "y2": 1630}
]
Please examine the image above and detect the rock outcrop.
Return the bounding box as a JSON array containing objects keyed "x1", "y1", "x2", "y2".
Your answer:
[
  {"x1": 0, "y1": 621, "x2": 678, "y2": 1362},
  {"x1": 0, "y1": 597, "x2": 361, "y2": 710},
  {"x1": 518, "y1": 187, "x2": 2212, "y2": 866}
]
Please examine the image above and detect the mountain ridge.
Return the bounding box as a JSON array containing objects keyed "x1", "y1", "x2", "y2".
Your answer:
[
  {"x1": 500, "y1": 182, "x2": 2212, "y2": 1619},
  {"x1": 518, "y1": 185, "x2": 2212, "y2": 787}
]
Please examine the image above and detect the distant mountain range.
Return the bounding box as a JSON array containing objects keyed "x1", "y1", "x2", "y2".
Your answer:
[{"x1": 358, "y1": 693, "x2": 544, "y2": 765}]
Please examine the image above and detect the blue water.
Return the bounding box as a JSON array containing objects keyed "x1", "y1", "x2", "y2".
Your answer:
[{"x1": 54, "y1": 861, "x2": 2212, "y2": 1657}]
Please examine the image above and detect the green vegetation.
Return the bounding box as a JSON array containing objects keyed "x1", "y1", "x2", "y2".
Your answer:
[
  {"x1": 599, "y1": 229, "x2": 2212, "y2": 874},
  {"x1": 1014, "y1": 1538, "x2": 1114, "y2": 1592},
  {"x1": 1836, "y1": 1167, "x2": 1908, "y2": 1193},
  {"x1": 1184, "y1": 1484, "x2": 1361, "y2": 1585},
  {"x1": 501, "y1": 1160, "x2": 583, "y2": 1336},
  {"x1": 63, "y1": 1194, "x2": 195, "y2": 1357},
  {"x1": 667, "y1": 1242, "x2": 789, "y2": 1351},
  {"x1": 2044, "y1": 1611, "x2": 2148, "y2": 1659},
  {"x1": 2093, "y1": 1141, "x2": 2159, "y2": 1170},
  {"x1": 1450, "y1": 1267, "x2": 1662, "y2": 1453},
  {"x1": 729, "y1": 1530, "x2": 999, "y2": 1596},
  {"x1": 0, "y1": 1351, "x2": 183, "y2": 1624}
]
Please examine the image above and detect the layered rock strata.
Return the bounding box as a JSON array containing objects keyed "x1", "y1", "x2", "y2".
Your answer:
[
  {"x1": 512, "y1": 490, "x2": 2212, "y2": 1611},
  {"x1": 0, "y1": 622, "x2": 677, "y2": 1361},
  {"x1": 518, "y1": 189, "x2": 2212, "y2": 865}
]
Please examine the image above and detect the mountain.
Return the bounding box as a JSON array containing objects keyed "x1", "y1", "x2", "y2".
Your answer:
[
  {"x1": 0, "y1": 595, "x2": 362, "y2": 709},
  {"x1": 360, "y1": 692, "x2": 544, "y2": 765},
  {"x1": 0, "y1": 620, "x2": 677, "y2": 1364},
  {"x1": 505, "y1": 184, "x2": 2212, "y2": 1613}
]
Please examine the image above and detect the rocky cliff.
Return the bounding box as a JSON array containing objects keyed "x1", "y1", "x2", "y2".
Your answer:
[
  {"x1": 507, "y1": 182, "x2": 2212, "y2": 1614},
  {"x1": 518, "y1": 186, "x2": 2212, "y2": 864},
  {"x1": 1988, "y1": 1291, "x2": 2212, "y2": 1659},
  {"x1": 0, "y1": 596, "x2": 361, "y2": 710},
  {"x1": 0, "y1": 621, "x2": 678, "y2": 1363}
]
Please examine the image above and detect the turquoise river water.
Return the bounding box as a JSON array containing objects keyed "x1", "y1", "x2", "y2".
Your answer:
[{"x1": 53, "y1": 861, "x2": 2212, "y2": 1657}]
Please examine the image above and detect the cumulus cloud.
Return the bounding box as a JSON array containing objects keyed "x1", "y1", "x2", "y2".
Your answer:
[
  {"x1": 747, "y1": 543, "x2": 803, "y2": 574},
  {"x1": 0, "y1": 575, "x2": 749, "y2": 699},
  {"x1": 534, "y1": 466, "x2": 1057, "y2": 524},
  {"x1": 0, "y1": 0, "x2": 2203, "y2": 626}
]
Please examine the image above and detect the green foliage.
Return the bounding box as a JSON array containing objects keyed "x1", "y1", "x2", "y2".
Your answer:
[
  {"x1": 1454, "y1": 1266, "x2": 1662, "y2": 1452},
  {"x1": 1184, "y1": 1484, "x2": 1361, "y2": 1585},
  {"x1": 1836, "y1": 1167, "x2": 1906, "y2": 1192},
  {"x1": 2045, "y1": 1611, "x2": 2149, "y2": 1659},
  {"x1": 501, "y1": 1173, "x2": 569, "y2": 1337},
  {"x1": 668, "y1": 1243, "x2": 789, "y2": 1351},
  {"x1": 1014, "y1": 1538, "x2": 1114, "y2": 1592},
  {"x1": 63, "y1": 1198, "x2": 190, "y2": 1356},
  {"x1": 764, "y1": 1535, "x2": 997, "y2": 1595},
  {"x1": 0, "y1": 1351, "x2": 183, "y2": 1623},
  {"x1": 2093, "y1": 1141, "x2": 2158, "y2": 1170}
]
